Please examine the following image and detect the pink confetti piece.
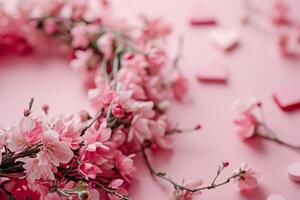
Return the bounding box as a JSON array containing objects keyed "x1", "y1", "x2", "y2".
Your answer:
[
  {"x1": 267, "y1": 194, "x2": 286, "y2": 200},
  {"x1": 287, "y1": 162, "x2": 300, "y2": 182},
  {"x1": 273, "y1": 88, "x2": 300, "y2": 112},
  {"x1": 209, "y1": 29, "x2": 239, "y2": 51},
  {"x1": 196, "y1": 65, "x2": 228, "y2": 84}
]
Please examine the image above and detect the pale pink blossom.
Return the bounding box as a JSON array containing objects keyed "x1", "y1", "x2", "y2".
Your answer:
[
  {"x1": 97, "y1": 33, "x2": 115, "y2": 59},
  {"x1": 53, "y1": 118, "x2": 83, "y2": 150},
  {"x1": 278, "y1": 30, "x2": 300, "y2": 57},
  {"x1": 82, "y1": 126, "x2": 111, "y2": 153},
  {"x1": 172, "y1": 179, "x2": 203, "y2": 200},
  {"x1": 79, "y1": 162, "x2": 102, "y2": 179},
  {"x1": 171, "y1": 74, "x2": 189, "y2": 101},
  {"x1": 39, "y1": 130, "x2": 74, "y2": 166},
  {"x1": 128, "y1": 114, "x2": 152, "y2": 143},
  {"x1": 146, "y1": 46, "x2": 167, "y2": 74},
  {"x1": 271, "y1": 1, "x2": 290, "y2": 25},
  {"x1": 6, "y1": 117, "x2": 43, "y2": 152},
  {"x1": 145, "y1": 76, "x2": 168, "y2": 102},
  {"x1": 233, "y1": 98, "x2": 262, "y2": 139},
  {"x1": 88, "y1": 83, "x2": 116, "y2": 112},
  {"x1": 108, "y1": 179, "x2": 128, "y2": 200},
  {"x1": 121, "y1": 53, "x2": 147, "y2": 72},
  {"x1": 139, "y1": 15, "x2": 172, "y2": 40},
  {"x1": 43, "y1": 18, "x2": 57, "y2": 34},
  {"x1": 71, "y1": 23, "x2": 89, "y2": 48},
  {"x1": 17, "y1": 157, "x2": 55, "y2": 182},
  {"x1": 115, "y1": 152, "x2": 135, "y2": 182},
  {"x1": 118, "y1": 68, "x2": 146, "y2": 100},
  {"x1": 149, "y1": 118, "x2": 171, "y2": 149},
  {"x1": 70, "y1": 49, "x2": 98, "y2": 88},
  {"x1": 233, "y1": 163, "x2": 259, "y2": 191}
]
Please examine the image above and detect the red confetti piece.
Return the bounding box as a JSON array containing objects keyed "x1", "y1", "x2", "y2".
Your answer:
[{"x1": 273, "y1": 89, "x2": 300, "y2": 112}]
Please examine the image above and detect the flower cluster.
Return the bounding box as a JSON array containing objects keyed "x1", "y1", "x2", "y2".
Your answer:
[
  {"x1": 0, "y1": 1, "x2": 259, "y2": 199},
  {"x1": 242, "y1": 0, "x2": 300, "y2": 58}
]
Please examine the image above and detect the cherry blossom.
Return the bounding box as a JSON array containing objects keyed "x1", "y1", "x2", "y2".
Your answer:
[{"x1": 233, "y1": 163, "x2": 259, "y2": 191}]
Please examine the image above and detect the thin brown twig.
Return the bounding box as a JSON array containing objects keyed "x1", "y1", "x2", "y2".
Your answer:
[{"x1": 141, "y1": 144, "x2": 244, "y2": 193}]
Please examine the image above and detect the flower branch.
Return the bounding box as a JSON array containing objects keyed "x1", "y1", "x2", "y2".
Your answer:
[{"x1": 141, "y1": 143, "x2": 254, "y2": 198}]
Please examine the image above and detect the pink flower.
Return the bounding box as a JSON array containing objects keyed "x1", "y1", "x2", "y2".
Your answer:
[
  {"x1": 271, "y1": 1, "x2": 290, "y2": 25},
  {"x1": 233, "y1": 163, "x2": 259, "y2": 191},
  {"x1": 70, "y1": 50, "x2": 93, "y2": 73},
  {"x1": 140, "y1": 15, "x2": 172, "y2": 40},
  {"x1": 148, "y1": 118, "x2": 171, "y2": 149},
  {"x1": 115, "y1": 152, "x2": 135, "y2": 182},
  {"x1": 39, "y1": 130, "x2": 74, "y2": 166},
  {"x1": 97, "y1": 33, "x2": 115, "y2": 59},
  {"x1": 171, "y1": 74, "x2": 188, "y2": 101},
  {"x1": 172, "y1": 179, "x2": 203, "y2": 200},
  {"x1": 78, "y1": 162, "x2": 102, "y2": 179},
  {"x1": 128, "y1": 114, "x2": 152, "y2": 143},
  {"x1": 17, "y1": 157, "x2": 54, "y2": 182},
  {"x1": 118, "y1": 68, "x2": 147, "y2": 100},
  {"x1": 82, "y1": 126, "x2": 111, "y2": 153},
  {"x1": 88, "y1": 83, "x2": 116, "y2": 112},
  {"x1": 233, "y1": 98, "x2": 262, "y2": 139},
  {"x1": 146, "y1": 46, "x2": 166, "y2": 74},
  {"x1": 108, "y1": 179, "x2": 128, "y2": 200},
  {"x1": 112, "y1": 103, "x2": 125, "y2": 118},
  {"x1": 278, "y1": 31, "x2": 300, "y2": 57},
  {"x1": 71, "y1": 23, "x2": 89, "y2": 48},
  {"x1": 43, "y1": 18, "x2": 57, "y2": 34},
  {"x1": 60, "y1": 130, "x2": 82, "y2": 150},
  {"x1": 6, "y1": 117, "x2": 43, "y2": 152},
  {"x1": 52, "y1": 115, "x2": 84, "y2": 150}
]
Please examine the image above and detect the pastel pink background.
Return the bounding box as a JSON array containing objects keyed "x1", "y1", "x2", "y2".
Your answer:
[{"x1": 1, "y1": 0, "x2": 300, "y2": 199}]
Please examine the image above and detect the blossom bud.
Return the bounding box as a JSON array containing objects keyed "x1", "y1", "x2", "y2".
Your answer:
[
  {"x1": 112, "y1": 104, "x2": 124, "y2": 118},
  {"x1": 222, "y1": 161, "x2": 229, "y2": 168}
]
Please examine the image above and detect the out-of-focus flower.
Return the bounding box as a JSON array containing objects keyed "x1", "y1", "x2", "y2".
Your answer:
[
  {"x1": 115, "y1": 152, "x2": 135, "y2": 182},
  {"x1": 278, "y1": 30, "x2": 300, "y2": 57},
  {"x1": 172, "y1": 179, "x2": 203, "y2": 200},
  {"x1": 171, "y1": 74, "x2": 189, "y2": 101},
  {"x1": 271, "y1": 1, "x2": 290, "y2": 25},
  {"x1": 233, "y1": 163, "x2": 259, "y2": 191},
  {"x1": 233, "y1": 98, "x2": 262, "y2": 139},
  {"x1": 71, "y1": 23, "x2": 89, "y2": 48},
  {"x1": 97, "y1": 33, "x2": 115, "y2": 59},
  {"x1": 139, "y1": 15, "x2": 172, "y2": 40}
]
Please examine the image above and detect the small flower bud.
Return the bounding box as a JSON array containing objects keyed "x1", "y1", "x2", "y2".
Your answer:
[
  {"x1": 112, "y1": 104, "x2": 124, "y2": 118},
  {"x1": 23, "y1": 108, "x2": 31, "y2": 117},
  {"x1": 222, "y1": 161, "x2": 229, "y2": 168},
  {"x1": 42, "y1": 104, "x2": 49, "y2": 115},
  {"x1": 194, "y1": 124, "x2": 202, "y2": 130}
]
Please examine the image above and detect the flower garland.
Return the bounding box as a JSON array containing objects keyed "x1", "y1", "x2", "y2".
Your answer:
[{"x1": 0, "y1": 1, "x2": 258, "y2": 199}]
